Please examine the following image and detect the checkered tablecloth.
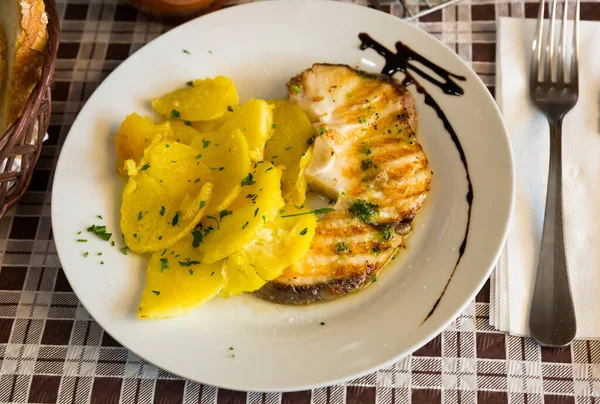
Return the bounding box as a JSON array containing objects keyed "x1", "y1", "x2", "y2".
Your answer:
[{"x1": 2, "y1": 0, "x2": 600, "y2": 402}]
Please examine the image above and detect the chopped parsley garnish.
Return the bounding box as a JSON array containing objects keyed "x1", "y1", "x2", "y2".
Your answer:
[
  {"x1": 280, "y1": 208, "x2": 335, "y2": 218},
  {"x1": 219, "y1": 210, "x2": 233, "y2": 220},
  {"x1": 320, "y1": 127, "x2": 326, "y2": 135},
  {"x1": 194, "y1": 178, "x2": 201, "y2": 183},
  {"x1": 336, "y1": 242, "x2": 350, "y2": 254},
  {"x1": 100, "y1": 261, "x2": 104, "y2": 265},
  {"x1": 211, "y1": 271, "x2": 215, "y2": 276},
  {"x1": 202, "y1": 139, "x2": 211, "y2": 148},
  {"x1": 111, "y1": 241, "x2": 115, "y2": 246},
  {"x1": 262, "y1": 215, "x2": 267, "y2": 224},
  {"x1": 285, "y1": 146, "x2": 292, "y2": 151},
  {"x1": 97, "y1": 215, "x2": 103, "y2": 219},
  {"x1": 229, "y1": 347, "x2": 234, "y2": 350},
  {"x1": 199, "y1": 200, "x2": 206, "y2": 209},
  {"x1": 140, "y1": 163, "x2": 151, "y2": 171},
  {"x1": 171, "y1": 211, "x2": 181, "y2": 227},
  {"x1": 265, "y1": 167, "x2": 273, "y2": 172},
  {"x1": 87, "y1": 225, "x2": 112, "y2": 241},
  {"x1": 299, "y1": 228, "x2": 308, "y2": 236},
  {"x1": 372, "y1": 246, "x2": 381, "y2": 255},
  {"x1": 161, "y1": 249, "x2": 167, "y2": 256},
  {"x1": 186, "y1": 80, "x2": 194, "y2": 87},
  {"x1": 97, "y1": 252, "x2": 102, "y2": 256},
  {"x1": 189, "y1": 269, "x2": 194, "y2": 275},
  {"x1": 160, "y1": 258, "x2": 169, "y2": 272},
  {"x1": 320, "y1": 322, "x2": 325, "y2": 326},
  {"x1": 246, "y1": 193, "x2": 256, "y2": 200},
  {"x1": 83, "y1": 252, "x2": 89, "y2": 257},
  {"x1": 290, "y1": 84, "x2": 301, "y2": 93},
  {"x1": 158, "y1": 236, "x2": 162, "y2": 240},
  {"x1": 254, "y1": 208, "x2": 259, "y2": 217},
  {"x1": 219, "y1": 167, "x2": 224, "y2": 171},
  {"x1": 307, "y1": 137, "x2": 314, "y2": 145},
  {"x1": 348, "y1": 199, "x2": 379, "y2": 224},
  {"x1": 171, "y1": 109, "x2": 181, "y2": 118},
  {"x1": 77, "y1": 239, "x2": 88, "y2": 242},
  {"x1": 184, "y1": 120, "x2": 192, "y2": 126},
  {"x1": 242, "y1": 221, "x2": 249, "y2": 230},
  {"x1": 152, "y1": 290, "x2": 161, "y2": 296},
  {"x1": 371, "y1": 275, "x2": 377, "y2": 283},
  {"x1": 138, "y1": 211, "x2": 143, "y2": 220},
  {"x1": 361, "y1": 159, "x2": 373, "y2": 170},
  {"x1": 241, "y1": 173, "x2": 256, "y2": 187},
  {"x1": 192, "y1": 230, "x2": 203, "y2": 248},
  {"x1": 227, "y1": 105, "x2": 234, "y2": 113},
  {"x1": 195, "y1": 154, "x2": 202, "y2": 160},
  {"x1": 358, "y1": 115, "x2": 367, "y2": 124},
  {"x1": 206, "y1": 215, "x2": 220, "y2": 230},
  {"x1": 379, "y1": 224, "x2": 394, "y2": 242},
  {"x1": 362, "y1": 143, "x2": 372, "y2": 155},
  {"x1": 183, "y1": 49, "x2": 190, "y2": 54},
  {"x1": 272, "y1": 124, "x2": 278, "y2": 129},
  {"x1": 293, "y1": 204, "x2": 304, "y2": 209},
  {"x1": 120, "y1": 246, "x2": 128, "y2": 255},
  {"x1": 77, "y1": 231, "x2": 82, "y2": 235},
  {"x1": 208, "y1": 50, "x2": 212, "y2": 54},
  {"x1": 179, "y1": 259, "x2": 201, "y2": 267}
]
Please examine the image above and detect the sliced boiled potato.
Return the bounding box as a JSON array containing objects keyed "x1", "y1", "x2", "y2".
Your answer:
[
  {"x1": 190, "y1": 129, "x2": 251, "y2": 214},
  {"x1": 218, "y1": 99, "x2": 273, "y2": 161},
  {"x1": 197, "y1": 162, "x2": 284, "y2": 263},
  {"x1": 138, "y1": 233, "x2": 224, "y2": 320},
  {"x1": 264, "y1": 100, "x2": 313, "y2": 204},
  {"x1": 294, "y1": 145, "x2": 314, "y2": 205},
  {"x1": 168, "y1": 120, "x2": 198, "y2": 145},
  {"x1": 115, "y1": 113, "x2": 173, "y2": 165},
  {"x1": 121, "y1": 140, "x2": 213, "y2": 253},
  {"x1": 220, "y1": 206, "x2": 317, "y2": 297},
  {"x1": 152, "y1": 76, "x2": 239, "y2": 121},
  {"x1": 191, "y1": 115, "x2": 228, "y2": 133}
]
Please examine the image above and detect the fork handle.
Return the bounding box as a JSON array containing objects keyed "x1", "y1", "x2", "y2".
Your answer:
[{"x1": 529, "y1": 118, "x2": 577, "y2": 347}]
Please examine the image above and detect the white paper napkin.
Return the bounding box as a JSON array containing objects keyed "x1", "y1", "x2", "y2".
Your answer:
[{"x1": 492, "y1": 17, "x2": 600, "y2": 338}]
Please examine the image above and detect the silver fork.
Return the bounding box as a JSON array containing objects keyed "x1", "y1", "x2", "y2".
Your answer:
[{"x1": 528, "y1": 0, "x2": 580, "y2": 347}]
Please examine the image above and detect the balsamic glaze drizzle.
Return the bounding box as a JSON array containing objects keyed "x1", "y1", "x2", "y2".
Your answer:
[{"x1": 358, "y1": 33, "x2": 473, "y2": 321}]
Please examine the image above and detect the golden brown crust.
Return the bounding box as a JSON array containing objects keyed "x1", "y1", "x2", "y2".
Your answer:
[{"x1": 6, "y1": 0, "x2": 47, "y2": 129}]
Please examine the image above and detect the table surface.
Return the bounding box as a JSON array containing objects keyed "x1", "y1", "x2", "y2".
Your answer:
[{"x1": 2, "y1": 0, "x2": 600, "y2": 403}]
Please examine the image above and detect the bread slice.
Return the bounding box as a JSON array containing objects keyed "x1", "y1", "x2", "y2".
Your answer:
[{"x1": 0, "y1": 0, "x2": 48, "y2": 132}]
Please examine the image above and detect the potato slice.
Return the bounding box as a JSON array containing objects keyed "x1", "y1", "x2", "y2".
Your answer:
[
  {"x1": 138, "y1": 233, "x2": 224, "y2": 320},
  {"x1": 219, "y1": 207, "x2": 317, "y2": 297},
  {"x1": 121, "y1": 140, "x2": 213, "y2": 253},
  {"x1": 196, "y1": 162, "x2": 284, "y2": 263},
  {"x1": 191, "y1": 115, "x2": 228, "y2": 133},
  {"x1": 218, "y1": 99, "x2": 273, "y2": 161},
  {"x1": 264, "y1": 100, "x2": 313, "y2": 204},
  {"x1": 152, "y1": 76, "x2": 239, "y2": 121},
  {"x1": 168, "y1": 120, "x2": 198, "y2": 145},
  {"x1": 190, "y1": 129, "x2": 251, "y2": 214},
  {"x1": 115, "y1": 113, "x2": 173, "y2": 165},
  {"x1": 294, "y1": 145, "x2": 314, "y2": 205}
]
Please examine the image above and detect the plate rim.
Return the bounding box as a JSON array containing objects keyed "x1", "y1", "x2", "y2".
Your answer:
[{"x1": 51, "y1": 0, "x2": 515, "y2": 392}]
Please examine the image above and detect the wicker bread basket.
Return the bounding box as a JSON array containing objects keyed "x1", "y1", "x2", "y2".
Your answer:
[{"x1": 0, "y1": 0, "x2": 59, "y2": 218}]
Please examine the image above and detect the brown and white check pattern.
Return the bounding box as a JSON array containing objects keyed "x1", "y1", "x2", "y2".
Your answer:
[{"x1": 0, "y1": 0, "x2": 599, "y2": 402}]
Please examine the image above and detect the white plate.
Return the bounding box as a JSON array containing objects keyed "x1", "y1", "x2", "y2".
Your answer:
[{"x1": 52, "y1": 0, "x2": 514, "y2": 392}]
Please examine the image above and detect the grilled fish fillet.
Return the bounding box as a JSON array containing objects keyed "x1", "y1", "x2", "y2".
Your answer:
[{"x1": 254, "y1": 64, "x2": 432, "y2": 305}]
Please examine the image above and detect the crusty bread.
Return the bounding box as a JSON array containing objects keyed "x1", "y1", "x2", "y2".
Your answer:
[{"x1": 0, "y1": 0, "x2": 48, "y2": 132}]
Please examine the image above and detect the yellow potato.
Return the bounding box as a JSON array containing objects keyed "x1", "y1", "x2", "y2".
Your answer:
[
  {"x1": 138, "y1": 233, "x2": 224, "y2": 320},
  {"x1": 115, "y1": 113, "x2": 173, "y2": 165},
  {"x1": 190, "y1": 129, "x2": 251, "y2": 214},
  {"x1": 294, "y1": 145, "x2": 314, "y2": 205},
  {"x1": 196, "y1": 162, "x2": 284, "y2": 263},
  {"x1": 121, "y1": 140, "x2": 213, "y2": 253},
  {"x1": 152, "y1": 76, "x2": 239, "y2": 121},
  {"x1": 191, "y1": 115, "x2": 228, "y2": 133},
  {"x1": 168, "y1": 120, "x2": 198, "y2": 145},
  {"x1": 220, "y1": 206, "x2": 317, "y2": 297},
  {"x1": 219, "y1": 99, "x2": 273, "y2": 161},
  {"x1": 264, "y1": 100, "x2": 313, "y2": 204}
]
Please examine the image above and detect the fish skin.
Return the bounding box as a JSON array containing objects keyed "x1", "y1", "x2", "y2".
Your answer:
[{"x1": 254, "y1": 64, "x2": 431, "y2": 305}]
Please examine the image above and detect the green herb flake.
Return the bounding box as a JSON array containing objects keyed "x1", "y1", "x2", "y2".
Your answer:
[
  {"x1": 189, "y1": 269, "x2": 194, "y2": 275},
  {"x1": 372, "y1": 246, "x2": 381, "y2": 255},
  {"x1": 100, "y1": 261, "x2": 104, "y2": 265},
  {"x1": 202, "y1": 139, "x2": 210, "y2": 148},
  {"x1": 320, "y1": 127, "x2": 326, "y2": 135},
  {"x1": 192, "y1": 230, "x2": 203, "y2": 248},
  {"x1": 160, "y1": 258, "x2": 169, "y2": 272},
  {"x1": 140, "y1": 163, "x2": 151, "y2": 171},
  {"x1": 120, "y1": 246, "x2": 128, "y2": 255},
  {"x1": 97, "y1": 215, "x2": 103, "y2": 219},
  {"x1": 379, "y1": 224, "x2": 394, "y2": 242},
  {"x1": 161, "y1": 249, "x2": 167, "y2": 256},
  {"x1": 241, "y1": 173, "x2": 256, "y2": 187},
  {"x1": 152, "y1": 290, "x2": 161, "y2": 296},
  {"x1": 348, "y1": 199, "x2": 379, "y2": 224},
  {"x1": 371, "y1": 274, "x2": 378, "y2": 283},
  {"x1": 320, "y1": 322, "x2": 325, "y2": 326},
  {"x1": 285, "y1": 146, "x2": 292, "y2": 151},
  {"x1": 254, "y1": 208, "x2": 259, "y2": 217},
  {"x1": 183, "y1": 120, "x2": 192, "y2": 126},
  {"x1": 171, "y1": 109, "x2": 181, "y2": 118},
  {"x1": 271, "y1": 124, "x2": 278, "y2": 129},
  {"x1": 186, "y1": 80, "x2": 194, "y2": 87},
  {"x1": 336, "y1": 242, "x2": 349, "y2": 254},
  {"x1": 83, "y1": 252, "x2": 89, "y2": 257},
  {"x1": 229, "y1": 347, "x2": 234, "y2": 350},
  {"x1": 77, "y1": 239, "x2": 88, "y2": 243},
  {"x1": 199, "y1": 200, "x2": 206, "y2": 209},
  {"x1": 227, "y1": 105, "x2": 234, "y2": 112},
  {"x1": 265, "y1": 167, "x2": 273, "y2": 172},
  {"x1": 97, "y1": 252, "x2": 103, "y2": 256},
  {"x1": 358, "y1": 115, "x2": 367, "y2": 124},
  {"x1": 158, "y1": 236, "x2": 163, "y2": 240},
  {"x1": 171, "y1": 211, "x2": 181, "y2": 227},
  {"x1": 195, "y1": 154, "x2": 202, "y2": 160},
  {"x1": 361, "y1": 159, "x2": 373, "y2": 170},
  {"x1": 138, "y1": 211, "x2": 143, "y2": 220},
  {"x1": 290, "y1": 84, "x2": 302, "y2": 93},
  {"x1": 183, "y1": 49, "x2": 190, "y2": 54},
  {"x1": 281, "y1": 208, "x2": 335, "y2": 218},
  {"x1": 77, "y1": 231, "x2": 82, "y2": 235},
  {"x1": 262, "y1": 215, "x2": 267, "y2": 224},
  {"x1": 362, "y1": 143, "x2": 372, "y2": 155},
  {"x1": 178, "y1": 259, "x2": 201, "y2": 267},
  {"x1": 299, "y1": 227, "x2": 308, "y2": 236},
  {"x1": 307, "y1": 137, "x2": 314, "y2": 145},
  {"x1": 242, "y1": 221, "x2": 249, "y2": 230},
  {"x1": 219, "y1": 210, "x2": 233, "y2": 220},
  {"x1": 211, "y1": 271, "x2": 215, "y2": 276}
]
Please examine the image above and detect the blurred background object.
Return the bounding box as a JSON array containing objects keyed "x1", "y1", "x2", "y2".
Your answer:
[{"x1": 121, "y1": 0, "x2": 226, "y2": 23}]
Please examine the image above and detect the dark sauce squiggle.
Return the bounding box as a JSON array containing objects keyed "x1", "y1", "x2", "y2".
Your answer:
[{"x1": 358, "y1": 33, "x2": 473, "y2": 322}]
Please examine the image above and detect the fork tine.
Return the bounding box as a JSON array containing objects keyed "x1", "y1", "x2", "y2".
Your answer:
[
  {"x1": 557, "y1": 0, "x2": 568, "y2": 83},
  {"x1": 530, "y1": 0, "x2": 545, "y2": 85},
  {"x1": 571, "y1": 0, "x2": 580, "y2": 86},
  {"x1": 545, "y1": 0, "x2": 558, "y2": 83}
]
